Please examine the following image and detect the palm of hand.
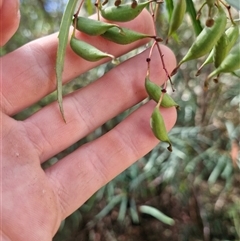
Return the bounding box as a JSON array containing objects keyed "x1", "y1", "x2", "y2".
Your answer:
[{"x1": 1, "y1": 2, "x2": 177, "y2": 240}]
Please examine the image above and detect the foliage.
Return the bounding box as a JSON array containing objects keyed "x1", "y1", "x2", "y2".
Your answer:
[{"x1": 3, "y1": 0, "x2": 240, "y2": 240}]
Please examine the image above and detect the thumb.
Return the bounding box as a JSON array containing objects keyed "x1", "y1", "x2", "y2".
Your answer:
[{"x1": 0, "y1": 0, "x2": 20, "y2": 46}]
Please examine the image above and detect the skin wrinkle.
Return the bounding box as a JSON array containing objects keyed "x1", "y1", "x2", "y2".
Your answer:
[
  {"x1": 86, "y1": 143, "x2": 110, "y2": 185},
  {"x1": 24, "y1": 110, "x2": 84, "y2": 163},
  {"x1": 2, "y1": 37, "x2": 57, "y2": 115},
  {"x1": 44, "y1": 165, "x2": 68, "y2": 217},
  {"x1": 55, "y1": 182, "x2": 72, "y2": 217},
  {"x1": 45, "y1": 146, "x2": 104, "y2": 216},
  {"x1": 115, "y1": 126, "x2": 141, "y2": 160},
  {"x1": 22, "y1": 42, "x2": 57, "y2": 100},
  {"x1": 47, "y1": 141, "x2": 111, "y2": 215},
  {"x1": 68, "y1": 78, "x2": 126, "y2": 133},
  {"x1": 22, "y1": 120, "x2": 52, "y2": 159},
  {"x1": 2, "y1": 121, "x2": 34, "y2": 166},
  {"x1": 28, "y1": 41, "x2": 56, "y2": 89},
  {"x1": 1, "y1": 77, "x2": 18, "y2": 116},
  {"x1": 2, "y1": 48, "x2": 47, "y2": 115},
  {"x1": 70, "y1": 92, "x2": 95, "y2": 134},
  {"x1": 86, "y1": 128, "x2": 137, "y2": 184}
]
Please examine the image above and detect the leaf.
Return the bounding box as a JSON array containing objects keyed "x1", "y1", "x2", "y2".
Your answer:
[
  {"x1": 85, "y1": 0, "x2": 94, "y2": 15},
  {"x1": 225, "y1": 0, "x2": 240, "y2": 11},
  {"x1": 129, "y1": 198, "x2": 139, "y2": 224},
  {"x1": 117, "y1": 195, "x2": 128, "y2": 222},
  {"x1": 56, "y1": 0, "x2": 79, "y2": 122},
  {"x1": 94, "y1": 194, "x2": 123, "y2": 220},
  {"x1": 208, "y1": 155, "x2": 227, "y2": 185},
  {"x1": 186, "y1": 0, "x2": 202, "y2": 36},
  {"x1": 165, "y1": 0, "x2": 174, "y2": 21},
  {"x1": 139, "y1": 205, "x2": 175, "y2": 225}
]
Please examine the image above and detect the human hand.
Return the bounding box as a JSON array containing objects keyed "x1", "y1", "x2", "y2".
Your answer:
[{"x1": 1, "y1": 0, "x2": 177, "y2": 240}]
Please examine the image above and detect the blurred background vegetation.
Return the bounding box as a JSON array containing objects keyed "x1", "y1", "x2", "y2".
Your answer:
[{"x1": 2, "y1": 0, "x2": 240, "y2": 240}]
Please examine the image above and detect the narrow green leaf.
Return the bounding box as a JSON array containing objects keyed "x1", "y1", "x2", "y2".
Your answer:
[
  {"x1": 85, "y1": 0, "x2": 94, "y2": 15},
  {"x1": 186, "y1": 0, "x2": 202, "y2": 36},
  {"x1": 56, "y1": 0, "x2": 79, "y2": 121},
  {"x1": 130, "y1": 198, "x2": 139, "y2": 224},
  {"x1": 208, "y1": 155, "x2": 227, "y2": 185},
  {"x1": 165, "y1": 0, "x2": 174, "y2": 21},
  {"x1": 139, "y1": 205, "x2": 175, "y2": 225},
  {"x1": 94, "y1": 194, "x2": 123, "y2": 220},
  {"x1": 117, "y1": 194, "x2": 128, "y2": 222}
]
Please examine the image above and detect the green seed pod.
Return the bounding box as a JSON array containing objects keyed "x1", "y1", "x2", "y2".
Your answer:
[
  {"x1": 177, "y1": 5, "x2": 227, "y2": 67},
  {"x1": 100, "y1": 0, "x2": 150, "y2": 22},
  {"x1": 167, "y1": 0, "x2": 186, "y2": 38},
  {"x1": 206, "y1": 44, "x2": 240, "y2": 81},
  {"x1": 195, "y1": 48, "x2": 214, "y2": 76},
  {"x1": 70, "y1": 37, "x2": 114, "y2": 61},
  {"x1": 213, "y1": 33, "x2": 229, "y2": 68},
  {"x1": 225, "y1": 25, "x2": 239, "y2": 53},
  {"x1": 196, "y1": 25, "x2": 239, "y2": 76},
  {"x1": 145, "y1": 77, "x2": 179, "y2": 108},
  {"x1": 75, "y1": 16, "x2": 122, "y2": 36},
  {"x1": 161, "y1": 93, "x2": 180, "y2": 109},
  {"x1": 101, "y1": 26, "x2": 154, "y2": 45},
  {"x1": 150, "y1": 107, "x2": 172, "y2": 151}
]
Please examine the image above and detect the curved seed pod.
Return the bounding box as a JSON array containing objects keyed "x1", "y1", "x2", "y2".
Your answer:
[
  {"x1": 176, "y1": 5, "x2": 227, "y2": 67},
  {"x1": 70, "y1": 37, "x2": 114, "y2": 61},
  {"x1": 206, "y1": 45, "x2": 240, "y2": 81},
  {"x1": 145, "y1": 77, "x2": 179, "y2": 108},
  {"x1": 196, "y1": 25, "x2": 239, "y2": 76},
  {"x1": 150, "y1": 107, "x2": 172, "y2": 151},
  {"x1": 195, "y1": 48, "x2": 214, "y2": 76},
  {"x1": 232, "y1": 69, "x2": 240, "y2": 78},
  {"x1": 213, "y1": 33, "x2": 229, "y2": 68},
  {"x1": 100, "y1": 1, "x2": 150, "y2": 22},
  {"x1": 161, "y1": 93, "x2": 180, "y2": 109},
  {"x1": 101, "y1": 26, "x2": 154, "y2": 45},
  {"x1": 225, "y1": 25, "x2": 239, "y2": 53},
  {"x1": 75, "y1": 17, "x2": 122, "y2": 36},
  {"x1": 167, "y1": 0, "x2": 186, "y2": 38}
]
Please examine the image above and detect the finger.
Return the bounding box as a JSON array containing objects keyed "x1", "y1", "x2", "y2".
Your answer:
[
  {"x1": 0, "y1": 0, "x2": 20, "y2": 46},
  {"x1": 45, "y1": 101, "x2": 177, "y2": 219},
  {"x1": 1, "y1": 9, "x2": 155, "y2": 116},
  {"x1": 23, "y1": 46, "x2": 176, "y2": 162}
]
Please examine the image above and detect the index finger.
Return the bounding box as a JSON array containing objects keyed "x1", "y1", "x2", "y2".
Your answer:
[
  {"x1": 1, "y1": 9, "x2": 155, "y2": 116},
  {"x1": 0, "y1": 0, "x2": 20, "y2": 46}
]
